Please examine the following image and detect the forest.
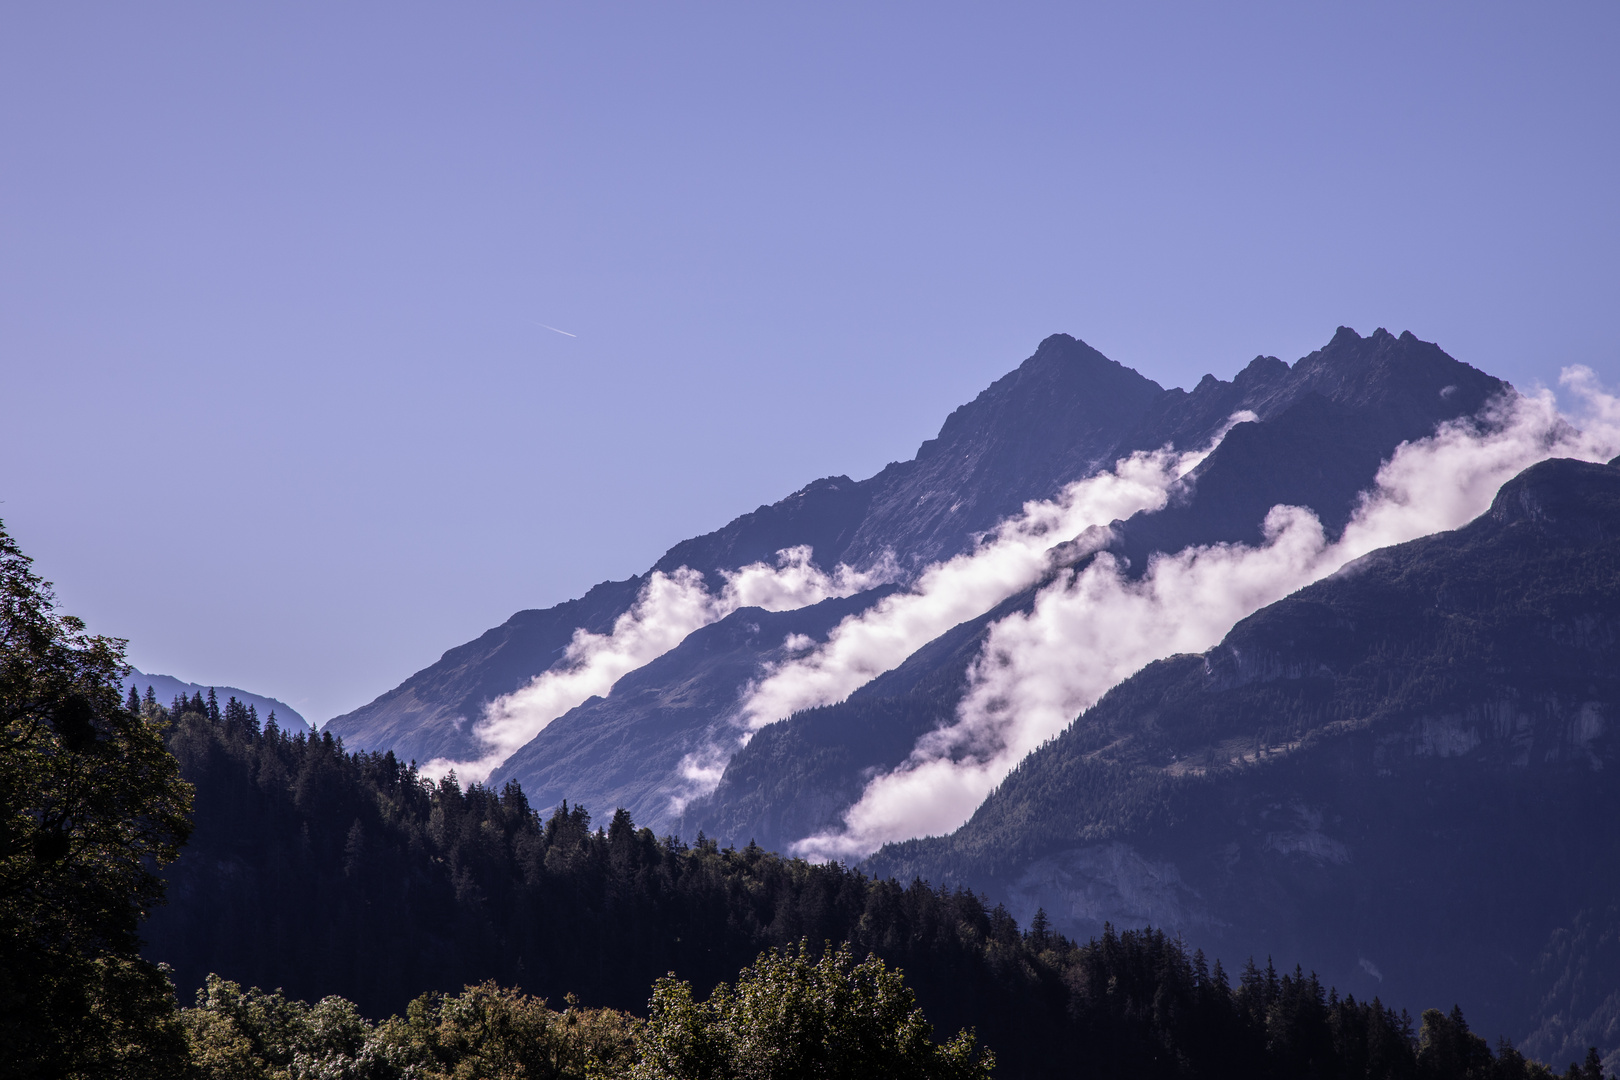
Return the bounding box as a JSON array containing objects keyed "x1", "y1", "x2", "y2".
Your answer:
[{"x1": 143, "y1": 689, "x2": 1611, "y2": 1080}]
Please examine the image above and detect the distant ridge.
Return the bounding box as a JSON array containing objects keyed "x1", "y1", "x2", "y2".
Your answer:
[{"x1": 122, "y1": 667, "x2": 310, "y2": 732}]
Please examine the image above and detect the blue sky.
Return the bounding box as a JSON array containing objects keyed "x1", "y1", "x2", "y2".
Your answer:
[{"x1": 2, "y1": 3, "x2": 1616, "y2": 723}]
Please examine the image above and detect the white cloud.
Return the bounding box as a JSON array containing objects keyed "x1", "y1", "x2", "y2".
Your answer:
[
  {"x1": 663, "y1": 416, "x2": 1257, "y2": 815},
  {"x1": 794, "y1": 377, "x2": 1620, "y2": 861},
  {"x1": 424, "y1": 546, "x2": 887, "y2": 783},
  {"x1": 739, "y1": 415, "x2": 1255, "y2": 731}
]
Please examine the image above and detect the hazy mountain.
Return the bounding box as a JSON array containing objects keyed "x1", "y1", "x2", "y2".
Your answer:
[
  {"x1": 123, "y1": 667, "x2": 309, "y2": 732},
  {"x1": 866, "y1": 456, "x2": 1620, "y2": 1068}
]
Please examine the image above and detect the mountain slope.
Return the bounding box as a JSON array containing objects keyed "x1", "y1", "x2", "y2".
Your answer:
[
  {"x1": 867, "y1": 456, "x2": 1620, "y2": 1062},
  {"x1": 323, "y1": 578, "x2": 645, "y2": 765},
  {"x1": 485, "y1": 586, "x2": 900, "y2": 832},
  {"x1": 685, "y1": 327, "x2": 1507, "y2": 851},
  {"x1": 323, "y1": 336, "x2": 1164, "y2": 761},
  {"x1": 330, "y1": 327, "x2": 1506, "y2": 841}
]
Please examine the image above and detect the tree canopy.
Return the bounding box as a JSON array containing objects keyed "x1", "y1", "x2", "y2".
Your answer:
[
  {"x1": 0, "y1": 520, "x2": 193, "y2": 1078},
  {"x1": 632, "y1": 940, "x2": 993, "y2": 1080}
]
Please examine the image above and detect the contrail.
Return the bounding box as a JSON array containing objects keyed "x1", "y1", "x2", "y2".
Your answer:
[{"x1": 536, "y1": 322, "x2": 577, "y2": 338}]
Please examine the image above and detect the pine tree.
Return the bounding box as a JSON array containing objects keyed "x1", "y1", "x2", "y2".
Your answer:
[{"x1": 1029, "y1": 907, "x2": 1050, "y2": 950}]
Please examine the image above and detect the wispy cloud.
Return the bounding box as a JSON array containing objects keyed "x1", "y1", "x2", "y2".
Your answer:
[
  {"x1": 423, "y1": 547, "x2": 889, "y2": 783},
  {"x1": 794, "y1": 373, "x2": 1620, "y2": 860}
]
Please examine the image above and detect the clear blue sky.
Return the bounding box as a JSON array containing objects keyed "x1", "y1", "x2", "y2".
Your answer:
[{"x1": 3, "y1": 4, "x2": 1616, "y2": 723}]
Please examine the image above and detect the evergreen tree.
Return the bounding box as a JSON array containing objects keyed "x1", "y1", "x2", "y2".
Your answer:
[{"x1": 144, "y1": 700, "x2": 1600, "y2": 1080}]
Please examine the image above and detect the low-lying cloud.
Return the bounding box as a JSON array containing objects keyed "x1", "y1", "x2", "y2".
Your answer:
[
  {"x1": 738, "y1": 445, "x2": 1216, "y2": 726},
  {"x1": 665, "y1": 417, "x2": 1256, "y2": 814},
  {"x1": 794, "y1": 373, "x2": 1620, "y2": 861},
  {"x1": 426, "y1": 547, "x2": 886, "y2": 783}
]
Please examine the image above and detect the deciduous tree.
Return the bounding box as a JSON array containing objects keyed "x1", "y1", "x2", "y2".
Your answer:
[{"x1": 0, "y1": 520, "x2": 193, "y2": 1078}]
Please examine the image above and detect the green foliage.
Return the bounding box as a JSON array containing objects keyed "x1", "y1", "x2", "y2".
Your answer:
[
  {"x1": 181, "y1": 975, "x2": 639, "y2": 1080},
  {"x1": 183, "y1": 974, "x2": 383, "y2": 1080},
  {"x1": 379, "y1": 982, "x2": 640, "y2": 1080},
  {"x1": 0, "y1": 519, "x2": 193, "y2": 1079},
  {"x1": 632, "y1": 940, "x2": 992, "y2": 1080},
  {"x1": 172, "y1": 928, "x2": 1603, "y2": 1080}
]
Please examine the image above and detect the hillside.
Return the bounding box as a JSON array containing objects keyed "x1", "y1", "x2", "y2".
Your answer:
[{"x1": 867, "y1": 457, "x2": 1620, "y2": 1070}]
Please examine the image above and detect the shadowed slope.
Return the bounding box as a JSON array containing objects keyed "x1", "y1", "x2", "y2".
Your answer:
[{"x1": 868, "y1": 457, "x2": 1620, "y2": 1059}]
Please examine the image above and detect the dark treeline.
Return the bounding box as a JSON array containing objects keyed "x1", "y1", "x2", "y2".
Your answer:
[{"x1": 143, "y1": 690, "x2": 1605, "y2": 1080}]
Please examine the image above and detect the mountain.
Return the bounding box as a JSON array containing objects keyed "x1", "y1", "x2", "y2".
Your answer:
[
  {"x1": 650, "y1": 335, "x2": 1166, "y2": 578},
  {"x1": 866, "y1": 456, "x2": 1620, "y2": 1069},
  {"x1": 322, "y1": 334, "x2": 1168, "y2": 765},
  {"x1": 123, "y1": 667, "x2": 309, "y2": 732},
  {"x1": 683, "y1": 327, "x2": 1507, "y2": 851},
  {"x1": 330, "y1": 327, "x2": 1504, "y2": 831}
]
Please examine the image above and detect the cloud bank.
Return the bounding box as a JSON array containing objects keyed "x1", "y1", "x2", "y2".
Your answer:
[
  {"x1": 741, "y1": 415, "x2": 1256, "y2": 729},
  {"x1": 794, "y1": 374, "x2": 1620, "y2": 860},
  {"x1": 426, "y1": 546, "x2": 885, "y2": 782},
  {"x1": 664, "y1": 416, "x2": 1256, "y2": 813}
]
